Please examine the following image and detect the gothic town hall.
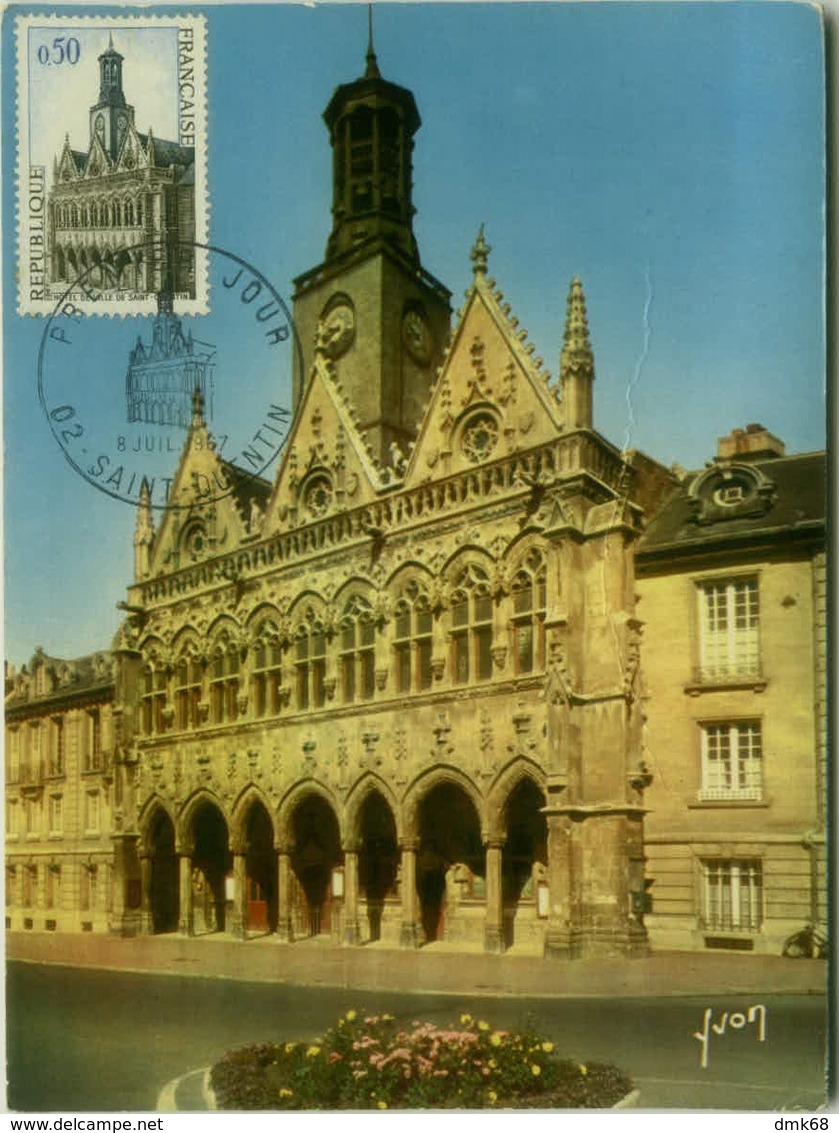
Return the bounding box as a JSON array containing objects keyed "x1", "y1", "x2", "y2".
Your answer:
[{"x1": 6, "y1": 39, "x2": 826, "y2": 960}]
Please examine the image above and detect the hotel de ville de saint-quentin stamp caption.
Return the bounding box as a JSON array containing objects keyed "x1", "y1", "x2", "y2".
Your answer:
[{"x1": 16, "y1": 12, "x2": 208, "y2": 316}]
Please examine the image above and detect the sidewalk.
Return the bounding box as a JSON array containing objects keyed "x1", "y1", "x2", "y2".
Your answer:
[{"x1": 5, "y1": 930, "x2": 827, "y2": 999}]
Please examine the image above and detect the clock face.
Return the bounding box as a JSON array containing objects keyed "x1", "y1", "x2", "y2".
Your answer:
[
  {"x1": 317, "y1": 301, "x2": 355, "y2": 359},
  {"x1": 402, "y1": 309, "x2": 433, "y2": 365}
]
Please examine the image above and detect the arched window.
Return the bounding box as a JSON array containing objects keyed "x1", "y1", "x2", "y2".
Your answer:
[
  {"x1": 510, "y1": 551, "x2": 547, "y2": 675},
  {"x1": 295, "y1": 612, "x2": 327, "y2": 710},
  {"x1": 340, "y1": 596, "x2": 375, "y2": 703},
  {"x1": 174, "y1": 653, "x2": 202, "y2": 730},
  {"x1": 210, "y1": 640, "x2": 240, "y2": 723},
  {"x1": 450, "y1": 564, "x2": 493, "y2": 684},
  {"x1": 135, "y1": 198, "x2": 144, "y2": 226},
  {"x1": 393, "y1": 581, "x2": 433, "y2": 693},
  {"x1": 81, "y1": 204, "x2": 90, "y2": 228},
  {"x1": 113, "y1": 200, "x2": 122, "y2": 227},
  {"x1": 70, "y1": 204, "x2": 79, "y2": 228},
  {"x1": 124, "y1": 198, "x2": 134, "y2": 226},
  {"x1": 141, "y1": 663, "x2": 168, "y2": 736},
  {"x1": 252, "y1": 622, "x2": 283, "y2": 717}
]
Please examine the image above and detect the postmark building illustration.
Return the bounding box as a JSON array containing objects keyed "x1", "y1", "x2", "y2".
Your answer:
[{"x1": 16, "y1": 13, "x2": 208, "y2": 315}]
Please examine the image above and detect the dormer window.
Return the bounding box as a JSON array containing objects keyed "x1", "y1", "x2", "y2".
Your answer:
[{"x1": 688, "y1": 462, "x2": 775, "y2": 526}]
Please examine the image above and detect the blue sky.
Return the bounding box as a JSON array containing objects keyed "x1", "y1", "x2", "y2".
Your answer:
[{"x1": 2, "y1": 1, "x2": 826, "y2": 666}]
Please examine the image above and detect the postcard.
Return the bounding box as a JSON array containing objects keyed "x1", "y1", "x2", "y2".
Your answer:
[{"x1": 2, "y1": 1, "x2": 828, "y2": 1119}]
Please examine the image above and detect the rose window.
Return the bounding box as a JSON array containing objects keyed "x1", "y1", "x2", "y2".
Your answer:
[
  {"x1": 303, "y1": 474, "x2": 333, "y2": 518},
  {"x1": 461, "y1": 412, "x2": 500, "y2": 464}
]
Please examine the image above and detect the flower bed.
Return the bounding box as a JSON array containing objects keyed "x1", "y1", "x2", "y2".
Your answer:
[{"x1": 209, "y1": 1011, "x2": 632, "y2": 1110}]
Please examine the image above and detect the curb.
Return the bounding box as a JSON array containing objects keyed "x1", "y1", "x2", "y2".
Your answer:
[
  {"x1": 613, "y1": 1087, "x2": 642, "y2": 1109},
  {"x1": 202, "y1": 1068, "x2": 218, "y2": 1112}
]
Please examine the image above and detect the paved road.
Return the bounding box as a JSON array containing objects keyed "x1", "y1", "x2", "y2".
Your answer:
[{"x1": 6, "y1": 961, "x2": 829, "y2": 1112}]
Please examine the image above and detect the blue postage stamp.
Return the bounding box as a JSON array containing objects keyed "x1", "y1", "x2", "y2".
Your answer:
[{"x1": 15, "y1": 13, "x2": 208, "y2": 315}]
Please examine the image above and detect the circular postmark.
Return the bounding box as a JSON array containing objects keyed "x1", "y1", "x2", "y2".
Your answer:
[{"x1": 37, "y1": 239, "x2": 302, "y2": 511}]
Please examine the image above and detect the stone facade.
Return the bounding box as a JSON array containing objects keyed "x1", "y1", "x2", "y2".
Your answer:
[{"x1": 5, "y1": 650, "x2": 117, "y2": 934}]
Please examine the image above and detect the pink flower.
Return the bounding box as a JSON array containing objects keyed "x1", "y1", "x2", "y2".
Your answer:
[{"x1": 329, "y1": 1052, "x2": 343, "y2": 1064}]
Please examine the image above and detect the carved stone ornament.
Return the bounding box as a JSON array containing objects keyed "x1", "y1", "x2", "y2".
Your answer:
[{"x1": 316, "y1": 299, "x2": 355, "y2": 360}]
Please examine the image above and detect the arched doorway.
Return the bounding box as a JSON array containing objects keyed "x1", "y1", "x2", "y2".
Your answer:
[
  {"x1": 191, "y1": 802, "x2": 231, "y2": 934},
  {"x1": 417, "y1": 783, "x2": 483, "y2": 944},
  {"x1": 149, "y1": 808, "x2": 178, "y2": 934},
  {"x1": 290, "y1": 795, "x2": 341, "y2": 938},
  {"x1": 244, "y1": 802, "x2": 277, "y2": 934},
  {"x1": 502, "y1": 779, "x2": 547, "y2": 948},
  {"x1": 358, "y1": 792, "x2": 398, "y2": 942}
]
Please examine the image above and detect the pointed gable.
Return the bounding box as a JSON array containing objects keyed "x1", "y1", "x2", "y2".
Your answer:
[
  {"x1": 56, "y1": 139, "x2": 84, "y2": 183},
  {"x1": 144, "y1": 391, "x2": 254, "y2": 576},
  {"x1": 84, "y1": 134, "x2": 111, "y2": 179},
  {"x1": 404, "y1": 227, "x2": 563, "y2": 487},
  {"x1": 115, "y1": 123, "x2": 149, "y2": 174},
  {"x1": 262, "y1": 354, "x2": 385, "y2": 532}
]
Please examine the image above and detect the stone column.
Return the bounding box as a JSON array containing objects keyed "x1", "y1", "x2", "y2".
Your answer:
[
  {"x1": 275, "y1": 849, "x2": 293, "y2": 943},
  {"x1": 483, "y1": 840, "x2": 505, "y2": 953},
  {"x1": 139, "y1": 852, "x2": 153, "y2": 935},
  {"x1": 544, "y1": 810, "x2": 578, "y2": 958},
  {"x1": 230, "y1": 851, "x2": 248, "y2": 940},
  {"x1": 343, "y1": 848, "x2": 360, "y2": 946},
  {"x1": 399, "y1": 841, "x2": 420, "y2": 948},
  {"x1": 178, "y1": 851, "x2": 194, "y2": 936},
  {"x1": 108, "y1": 832, "x2": 142, "y2": 937}
]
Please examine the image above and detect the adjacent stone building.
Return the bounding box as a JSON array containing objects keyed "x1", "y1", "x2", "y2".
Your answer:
[
  {"x1": 47, "y1": 36, "x2": 196, "y2": 296},
  {"x1": 637, "y1": 426, "x2": 827, "y2": 954},
  {"x1": 5, "y1": 650, "x2": 117, "y2": 934},
  {"x1": 7, "y1": 43, "x2": 825, "y2": 959}
]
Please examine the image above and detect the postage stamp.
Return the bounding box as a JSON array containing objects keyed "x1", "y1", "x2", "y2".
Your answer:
[{"x1": 15, "y1": 13, "x2": 208, "y2": 315}]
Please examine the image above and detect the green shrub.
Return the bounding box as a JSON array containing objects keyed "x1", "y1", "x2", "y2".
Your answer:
[{"x1": 210, "y1": 1011, "x2": 632, "y2": 1110}]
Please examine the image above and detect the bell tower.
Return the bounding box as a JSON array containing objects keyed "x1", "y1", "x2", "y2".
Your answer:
[
  {"x1": 292, "y1": 17, "x2": 451, "y2": 465},
  {"x1": 89, "y1": 35, "x2": 135, "y2": 162}
]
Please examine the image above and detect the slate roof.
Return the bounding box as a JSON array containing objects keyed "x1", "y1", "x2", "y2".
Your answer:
[
  {"x1": 637, "y1": 451, "x2": 826, "y2": 564},
  {"x1": 6, "y1": 650, "x2": 114, "y2": 715},
  {"x1": 139, "y1": 135, "x2": 195, "y2": 169}
]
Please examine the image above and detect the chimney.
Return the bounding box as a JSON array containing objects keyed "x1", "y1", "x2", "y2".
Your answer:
[{"x1": 716, "y1": 423, "x2": 785, "y2": 463}]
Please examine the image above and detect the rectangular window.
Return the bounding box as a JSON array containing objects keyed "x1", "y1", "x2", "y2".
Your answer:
[
  {"x1": 8, "y1": 729, "x2": 20, "y2": 784},
  {"x1": 175, "y1": 660, "x2": 202, "y2": 731},
  {"x1": 253, "y1": 643, "x2": 283, "y2": 718},
  {"x1": 25, "y1": 798, "x2": 39, "y2": 837},
  {"x1": 702, "y1": 860, "x2": 763, "y2": 932},
  {"x1": 22, "y1": 866, "x2": 36, "y2": 908},
  {"x1": 453, "y1": 631, "x2": 469, "y2": 684},
  {"x1": 698, "y1": 579, "x2": 760, "y2": 681},
  {"x1": 395, "y1": 642, "x2": 412, "y2": 693},
  {"x1": 48, "y1": 717, "x2": 64, "y2": 776},
  {"x1": 30, "y1": 721, "x2": 42, "y2": 764},
  {"x1": 85, "y1": 790, "x2": 101, "y2": 835},
  {"x1": 46, "y1": 866, "x2": 61, "y2": 910},
  {"x1": 49, "y1": 794, "x2": 63, "y2": 836},
  {"x1": 86, "y1": 709, "x2": 101, "y2": 771},
  {"x1": 700, "y1": 722, "x2": 763, "y2": 800},
  {"x1": 79, "y1": 866, "x2": 90, "y2": 911},
  {"x1": 6, "y1": 799, "x2": 19, "y2": 838}
]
